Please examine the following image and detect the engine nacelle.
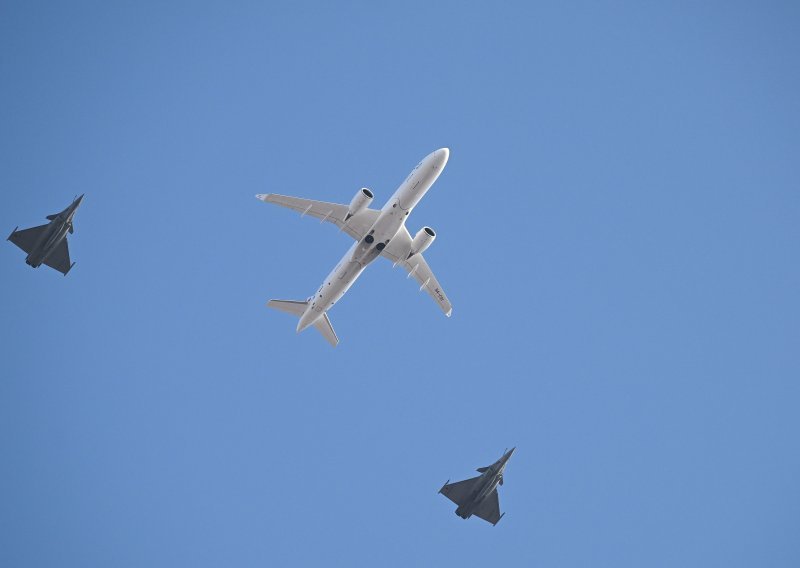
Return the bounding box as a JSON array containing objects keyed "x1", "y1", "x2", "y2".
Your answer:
[
  {"x1": 409, "y1": 226, "x2": 436, "y2": 258},
  {"x1": 347, "y1": 188, "x2": 374, "y2": 219}
]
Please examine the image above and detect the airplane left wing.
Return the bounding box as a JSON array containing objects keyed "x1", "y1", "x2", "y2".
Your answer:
[
  {"x1": 8, "y1": 224, "x2": 48, "y2": 254},
  {"x1": 256, "y1": 194, "x2": 379, "y2": 242},
  {"x1": 440, "y1": 476, "x2": 481, "y2": 507},
  {"x1": 382, "y1": 227, "x2": 453, "y2": 317}
]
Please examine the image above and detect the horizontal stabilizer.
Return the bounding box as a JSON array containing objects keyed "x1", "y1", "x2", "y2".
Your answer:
[
  {"x1": 266, "y1": 300, "x2": 339, "y2": 347},
  {"x1": 266, "y1": 299, "x2": 308, "y2": 316},
  {"x1": 313, "y1": 312, "x2": 339, "y2": 347}
]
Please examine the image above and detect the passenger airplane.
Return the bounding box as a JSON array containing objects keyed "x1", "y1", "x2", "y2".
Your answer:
[{"x1": 256, "y1": 148, "x2": 452, "y2": 347}]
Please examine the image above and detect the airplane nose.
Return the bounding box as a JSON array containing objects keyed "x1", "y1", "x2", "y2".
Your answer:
[{"x1": 436, "y1": 147, "x2": 450, "y2": 167}]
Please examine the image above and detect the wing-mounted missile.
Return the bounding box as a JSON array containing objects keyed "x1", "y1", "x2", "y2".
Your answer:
[
  {"x1": 407, "y1": 227, "x2": 436, "y2": 258},
  {"x1": 345, "y1": 188, "x2": 374, "y2": 220},
  {"x1": 46, "y1": 214, "x2": 58, "y2": 221}
]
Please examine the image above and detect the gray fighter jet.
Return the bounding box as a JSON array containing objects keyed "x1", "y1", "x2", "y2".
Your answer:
[
  {"x1": 7, "y1": 194, "x2": 84, "y2": 275},
  {"x1": 439, "y1": 447, "x2": 515, "y2": 526}
]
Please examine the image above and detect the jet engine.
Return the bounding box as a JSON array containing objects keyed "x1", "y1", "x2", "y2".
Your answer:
[
  {"x1": 347, "y1": 188, "x2": 374, "y2": 219},
  {"x1": 408, "y1": 226, "x2": 436, "y2": 258}
]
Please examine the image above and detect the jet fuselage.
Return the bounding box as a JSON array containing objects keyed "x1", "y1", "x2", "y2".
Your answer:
[
  {"x1": 296, "y1": 149, "x2": 449, "y2": 333},
  {"x1": 456, "y1": 448, "x2": 515, "y2": 519},
  {"x1": 26, "y1": 195, "x2": 83, "y2": 268}
]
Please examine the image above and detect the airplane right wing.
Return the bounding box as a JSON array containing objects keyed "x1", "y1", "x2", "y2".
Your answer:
[
  {"x1": 473, "y1": 489, "x2": 502, "y2": 525},
  {"x1": 256, "y1": 194, "x2": 379, "y2": 242},
  {"x1": 8, "y1": 224, "x2": 48, "y2": 254},
  {"x1": 43, "y1": 239, "x2": 72, "y2": 275},
  {"x1": 381, "y1": 227, "x2": 453, "y2": 317},
  {"x1": 439, "y1": 476, "x2": 481, "y2": 507}
]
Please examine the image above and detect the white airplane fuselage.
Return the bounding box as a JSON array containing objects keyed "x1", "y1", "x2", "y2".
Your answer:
[{"x1": 296, "y1": 148, "x2": 449, "y2": 332}]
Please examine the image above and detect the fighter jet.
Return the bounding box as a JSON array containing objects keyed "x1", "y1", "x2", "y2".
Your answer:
[
  {"x1": 439, "y1": 448, "x2": 515, "y2": 526},
  {"x1": 256, "y1": 148, "x2": 452, "y2": 347},
  {"x1": 7, "y1": 194, "x2": 84, "y2": 275}
]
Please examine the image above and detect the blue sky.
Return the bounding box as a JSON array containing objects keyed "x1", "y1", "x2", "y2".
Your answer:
[{"x1": 1, "y1": 1, "x2": 798, "y2": 566}]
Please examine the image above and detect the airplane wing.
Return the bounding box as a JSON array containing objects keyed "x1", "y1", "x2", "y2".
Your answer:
[
  {"x1": 43, "y1": 239, "x2": 72, "y2": 275},
  {"x1": 8, "y1": 224, "x2": 48, "y2": 254},
  {"x1": 256, "y1": 194, "x2": 379, "y2": 242},
  {"x1": 381, "y1": 227, "x2": 452, "y2": 317},
  {"x1": 473, "y1": 489, "x2": 502, "y2": 525},
  {"x1": 439, "y1": 476, "x2": 481, "y2": 507}
]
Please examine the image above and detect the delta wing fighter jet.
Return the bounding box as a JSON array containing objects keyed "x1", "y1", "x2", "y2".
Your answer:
[
  {"x1": 7, "y1": 194, "x2": 84, "y2": 275},
  {"x1": 439, "y1": 448, "x2": 515, "y2": 526},
  {"x1": 257, "y1": 148, "x2": 452, "y2": 346}
]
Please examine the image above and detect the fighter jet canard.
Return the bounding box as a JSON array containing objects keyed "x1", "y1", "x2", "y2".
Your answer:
[
  {"x1": 256, "y1": 148, "x2": 452, "y2": 347},
  {"x1": 439, "y1": 448, "x2": 515, "y2": 526},
  {"x1": 7, "y1": 194, "x2": 84, "y2": 276}
]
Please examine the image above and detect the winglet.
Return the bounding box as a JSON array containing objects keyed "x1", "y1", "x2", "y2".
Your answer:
[
  {"x1": 7, "y1": 226, "x2": 18, "y2": 241},
  {"x1": 493, "y1": 513, "x2": 505, "y2": 526},
  {"x1": 64, "y1": 262, "x2": 76, "y2": 276},
  {"x1": 438, "y1": 480, "x2": 450, "y2": 494},
  {"x1": 255, "y1": 194, "x2": 269, "y2": 201}
]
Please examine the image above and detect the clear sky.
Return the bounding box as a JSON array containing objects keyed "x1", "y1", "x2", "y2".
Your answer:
[{"x1": 1, "y1": 1, "x2": 798, "y2": 566}]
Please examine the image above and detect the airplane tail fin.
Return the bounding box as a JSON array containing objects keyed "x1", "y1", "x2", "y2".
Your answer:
[{"x1": 266, "y1": 300, "x2": 340, "y2": 347}]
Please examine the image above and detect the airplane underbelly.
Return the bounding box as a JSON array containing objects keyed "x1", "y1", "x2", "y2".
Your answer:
[{"x1": 316, "y1": 260, "x2": 365, "y2": 312}]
